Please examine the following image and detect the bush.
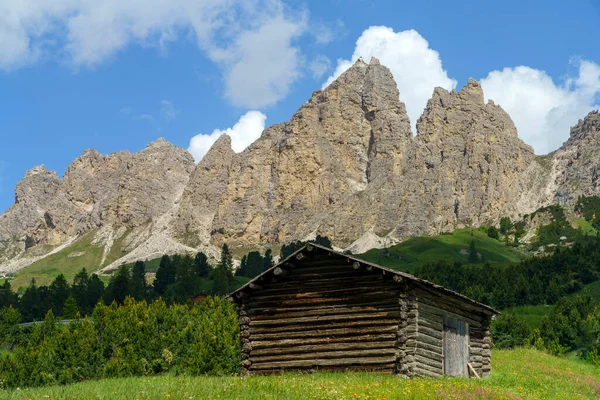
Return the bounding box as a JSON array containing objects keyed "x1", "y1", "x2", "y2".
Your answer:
[
  {"x1": 491, "y1": 312, "x2": 531, "y2": 349},
  {"x1": 0, "y1": 296, "x2": 241, "y2": 388}
]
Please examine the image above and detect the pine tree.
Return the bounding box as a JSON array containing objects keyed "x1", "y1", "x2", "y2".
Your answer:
[
  {"x1": 218, "y1": 243, "x2": 234, "y2": 284},
  {"x1": 62, "y1": 295, "x2": 79, "y2": 319},
  {"x1": 154, "y1": 255, "x2": 175, "y2": 295},
  {"x1": 236, "y1": 255, "x2": 248, "y2": 277},
  {"x1": 19, "y1": 279, "x2": 41, "y2": 322},
  {"x1": 171, "y1": 255, "x2": 200, "y2": 302},
  {"x1": 105, "y1": 265, "x2": 131, "y2": 305},
  {"x1": 72, "y1": 268, "x2": 90, "y2": 314},
  {"x1": 194, "y1": 252, "x2": 211, "y2": 278},
  {"x1": 263, "y1": 248, "x2": 274, "y2": 272},
  {"x1": 130, "y1": 261, "x2": 148, "y2": 301},
  {"x1": 49, "y1": 274, "x2": 71, "y2": 316},
  {"x1": 246, "y1": 251, "x2": 263, "y2": 278},
  {"x1": 87, "y1": 274, "x2": 105, "y2": 310},
  {"x1": 212, "y1": 264, "x2": 230, "y2": 295},
  {"x1": 0, "y1": 280, "x2": 17, "y2": 309}
]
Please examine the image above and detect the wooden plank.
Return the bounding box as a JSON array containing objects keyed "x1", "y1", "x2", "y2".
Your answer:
[
  {"x1": 418, "y1": 303, "x2": 482, "y2": 328},
  {"x1": 250, "y1": 363, "x2": 396, "y2": 375},
  {"x1": 412, "y1": 366, "x2": 442, "y2": 378},
  {"x1": 251, "y1": 348, "x2": 397, "y2": 363},
  {"x1": 248, "y1": 305, "x2": 399, "y2": 321},
  {"x1": 247, "y1": 291, "x2": 401, "y2": 308},
  {"x1": 416, "y1": 325, "x2": 442, "y2": 340},
  {"x1": 250, "y1": 355, "x2": 398, "y2": 370},
  {"x1": 250, "y1": 325, "x2": 398, "y2": 341},
  {"x1": 416, "y1": 347, "x2": 444, "y2": 362},
  {"x1": 245, "y1": 299, "x2": 400, "y2": 314},
  {"x1": 248, "y1": 318, "x2": 401, "y2": 334},
  {"x1": 248, "y1": 284, "x2": 400, "y2": 302},
  {"x1": 251, "y1": 340, "x2": 396, "y2": 356},
  {"x1": 249, "y1": 310, "x2": 401, "y2": 327},
  {"x1": 251, "y1": 333, "x2": 396, "y2": 350},
  {"x1": 414, "y1": 355, "x2": 443, "y2": 371}
]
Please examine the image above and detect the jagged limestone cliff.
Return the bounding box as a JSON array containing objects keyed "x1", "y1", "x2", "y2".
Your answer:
[{"x1": 0, "y1": 58, "x2": 598, "y2": 272}]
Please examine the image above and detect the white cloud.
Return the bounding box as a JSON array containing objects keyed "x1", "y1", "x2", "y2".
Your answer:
[
  {"x1": 161, "y1": 100, "x2": 178, "y2": 121},
  {"x1": 0, "y1": 0, "x2": 306, "y2": 108},
  {"x1": 323, "y1": 26, "x2": 457, "y2": 131},
  {"x1": 309, "y1": 55, "x2": 331, "y2": 79},
  {"x1": 481, "y1": 59, "x2": 600, "y2": 154},
  {"x1": 212, "y1": 14, "x2": 306, "y2": 108},
  {"x1": 187, "y1": 111, "x2": 266, "y2": 162}
]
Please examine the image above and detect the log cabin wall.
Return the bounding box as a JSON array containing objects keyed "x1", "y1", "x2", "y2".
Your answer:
[
  {"x1": 237, "y1": 250, "x2": 405, "y2": 375},
  {"x1": 408, "y1": 282, "x2": 494, "y2": 378},
  {"x1": 233, "y1": 244, "x2": 496, "y2": 377}
]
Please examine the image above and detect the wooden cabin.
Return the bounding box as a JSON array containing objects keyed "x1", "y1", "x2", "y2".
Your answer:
[{"x1": 230, "y1": 243, "x2": 497, "y2": 378}]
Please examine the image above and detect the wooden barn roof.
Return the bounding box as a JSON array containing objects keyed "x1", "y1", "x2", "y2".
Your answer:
[{"x1": 230, "y1": 243, "x2": 498, "y2": 315}]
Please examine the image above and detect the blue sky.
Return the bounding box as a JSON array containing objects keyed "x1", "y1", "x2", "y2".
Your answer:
[{"x1": 1, "y1": 0, "x2": 600, "y2": 213}]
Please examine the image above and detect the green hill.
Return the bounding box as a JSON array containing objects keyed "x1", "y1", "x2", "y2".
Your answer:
[
  {"x1": 4, "y1": 348, "x2": 599, "y2": 399},
  {"x1": 358, "y1": 228, "x2": 525, "y2": 273}
]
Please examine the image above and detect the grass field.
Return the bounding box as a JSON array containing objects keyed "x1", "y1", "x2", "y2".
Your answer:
[
  {"x1": 3, "y1": 348, "x2": 599, "y2": 399},
  {"x1": 9, "y1": 230, "x2": 104, "y2": 289},
  {"x1": 358, "y1": 228, "x2": 525, "y2": 273}
]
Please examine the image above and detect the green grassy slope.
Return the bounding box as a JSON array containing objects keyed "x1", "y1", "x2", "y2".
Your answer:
[
  {"x1": 10, "y1": 229, "x2": 131, "y2": 289},
  {"x1": 3, "y1": 348, "x2": 599, "y2": 399},
  {"x1": 358, "y1": 228, "x2": 525, "y2": 273}
]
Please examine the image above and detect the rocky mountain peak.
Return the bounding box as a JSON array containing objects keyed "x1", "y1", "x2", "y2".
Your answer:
[
  {"x1": 25, "y1": 165, "x2": 51, "y2": 177},
  {"x1": 566, "y1": 110, "x2": 600, "y2": 144},
  {"x1": 458, "y1": 78, "x2": 484, "y2": 104}
]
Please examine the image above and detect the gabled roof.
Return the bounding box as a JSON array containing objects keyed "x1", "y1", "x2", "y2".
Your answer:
[{"x1": 230, "y1": 243, "x2": 498, "y2": 315}]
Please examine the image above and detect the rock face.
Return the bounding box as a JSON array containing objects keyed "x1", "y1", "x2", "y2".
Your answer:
[
  {"x1": 0, "y1": 139, "x2": 195, "y2": 269},
  {"x1": 174, "y1": 60, "x2": 536, "y2": 249},
  {"x1": 1, "y1": 58, "x2": 598, "y2": 271}
]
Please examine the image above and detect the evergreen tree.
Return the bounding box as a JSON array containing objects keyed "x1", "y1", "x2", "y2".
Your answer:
[
  {"x1": 0, "y1": 280, "x2": 17, "y2": 309},
  {"x1": 170, "y1": 255, "x2": 199, "y2": 302},
  {"x1": 104, "y1": 265, "x2": 131, "y2": 305},
  {"x1": 130, "y1": 261, "x2": 148, "y2": 301},
  {"x1": 263, "y1": 248, "x2": 274, "y2": 272},
  {"x1": 212, "y1": 264, "x2": 230, "y2": 295},
  {"x1": 19, "y1": 279, "x2": 41, "y2": 322},
  {"x1": 194, "y1": 252, "x2": 211, "y2": 278},
  {"x1": 62, "y1": 295, "x2": 79, "y2": 319},
  {"x1": 87, "y1": 274, "x2": 105, "y2": 310},
  {"x1": 245, "y1": 251, "x2": 263, "y2": 278},
  {"x1": 315, "y1": 235, "x2": 332, "y2": 248},
  {"x1": 154, "y1": 255, "x2": 175, "y2": 295},
  {"x1": 49, "y1": 274, "x2": 70, "y2": 316},
  {"x1": 236, "y1": 255, "x2": 248, "y2": 277},
  {"x1": 218, "y1": 244, "x2": 234, "y2": 284},
  {"x1": 72, "y1": 268, "x2": 90, "y2": 314},
  {"x1": 500, "y1": 217, "x2": 513, "y2": 235}
]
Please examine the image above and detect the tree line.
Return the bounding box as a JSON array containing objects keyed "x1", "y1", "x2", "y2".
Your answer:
[{"x1": 415, "y1": 235, "x2": 600, "y2": 310}]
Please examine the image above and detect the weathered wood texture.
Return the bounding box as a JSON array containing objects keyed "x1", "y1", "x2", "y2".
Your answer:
[
  {"x1": 409, "y1": 283, "x2": 493, "y2": 378},
  {"x1": 240, "y1": 255, "x2": 403, "y2": 374},
  {"x1": 235, "y1": 249, "x2": 495, "y2": 377}
]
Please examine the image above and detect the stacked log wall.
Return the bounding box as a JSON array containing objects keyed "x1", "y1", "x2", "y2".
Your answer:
[
  {"x1": 410, "y1": 283, "x2": 494, "y2": 378},
  {"x1": 239, "y1": 255, "x2": 404, "y2": 374}
]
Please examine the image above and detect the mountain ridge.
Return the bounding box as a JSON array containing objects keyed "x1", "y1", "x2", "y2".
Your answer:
[{"x1": 1, "y1": 58, "x2": 599, "y2": 273}]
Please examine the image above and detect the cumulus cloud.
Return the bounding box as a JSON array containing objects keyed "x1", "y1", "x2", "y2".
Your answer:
[
  {"x1": 0, "y1": 0, "x2": 306, "y2": 108},
  {"x1": 323, "y1": 26, "x2": 457, "y2": 131},
  {"x1": 187, "y1": 111, "x2": 266, "y2": 162},
  {"x1": 481, "y1": 59, "x2": 600, "y2": 154}
]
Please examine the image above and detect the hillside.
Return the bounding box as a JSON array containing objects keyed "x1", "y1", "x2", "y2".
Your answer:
[
  {"x1": 4, "y1": 348, "x2": 599, "y2": 399},
  {"x1": 358, "y1": 228, "x2": 525, "y2": 273}
]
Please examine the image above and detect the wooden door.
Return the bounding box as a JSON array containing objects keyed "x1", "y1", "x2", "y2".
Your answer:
[{"x1": 443, "y1": 316, "x2": 469, "y2": 376}]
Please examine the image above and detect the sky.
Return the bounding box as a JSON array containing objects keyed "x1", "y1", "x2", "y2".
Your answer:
[{"x1": 1, "y1": 0, "x2": 600, "y2": 213}]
